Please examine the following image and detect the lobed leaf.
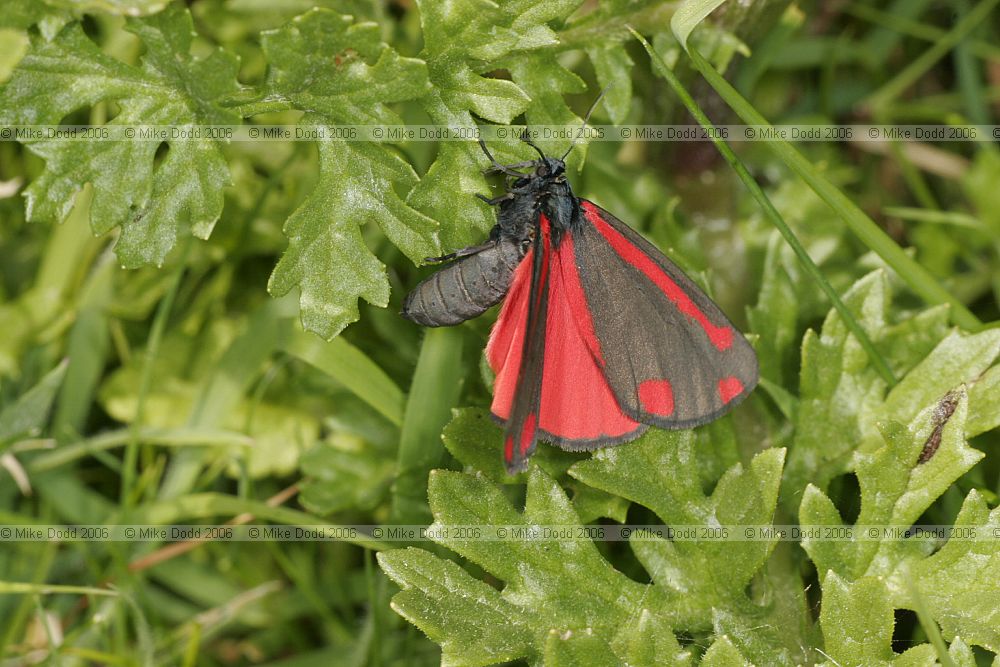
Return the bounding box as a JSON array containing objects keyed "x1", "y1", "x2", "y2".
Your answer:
[
  {"x1": 378, "y1": 547, "x2": 532, "y2": 667},
  {"x1": 267, "y1": 130, "x2": 438, "y2": 338},
  {"x1": 910, "y1": 491, "x2": 1000, "y2": 652},
  {"x1": 819, "y1": 573, "x2": 895, "y2": 667},
  {"x1": 571, "y1": 432, "x2": 785, "y2": 630},
  {"x1": 381, "y1": 466, "x2": 682, "y2": 664},
  {"x1": 261, "y1": 9, "x2": 438, "y2": 337},
  {"x1": 783, "y1": 271, "x2": 894, "y2": 504},
  {"x1": 0, "y1": 4, "x2": 237, "y2": 266}
]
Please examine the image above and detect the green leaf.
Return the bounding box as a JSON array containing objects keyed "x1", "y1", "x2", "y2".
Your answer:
[
  {"x1": 746, "y1": 232, "x2": 800, "y2": 389},
  {"x1": 700, "y1": 635, "x2": 751, "y2": 667},
  {"x1": 416, "y1": 0, "x2": 538, "y2": 124},
  {"x1": 378, "y1": 547, "x2": 532, "y2": 666},
  {"x1": 427, "y1": 467, "x2": 657, "y2": 628},
  {"x1": 585, "y1": 44, "x2": 633, "y2": 125},
  {"x1": 260, "y1": 10, "x2": 439, "y2": 337},
  {"x1": 911, "y1": 490, "x2": 1000, "y2": 652},
  {"x1": 508, "y1": 53, "x2": 586, "y2": 156},
  {"x1": 569, "y1": 482, "x2": 630, "y2": 524},
  {"x1": 391, "y1": 326, "x2": 465, "y2": 524},
  {"x1": 878, "y1": 304, "x2": 951, "y2": 378},
  {"x1": 267, "y1": 129, "x2": 438, "y2": 339},
  {"x1": 0, "y1": 28, "x2": 29, "y2": 82},
  {"x1": 860, "y1": 391, "x2": 981, "y2": 538},
  {"x1": 671, "y1": 0, "x2": 730, "y2": 50},
  {"x1": 612, "y1": 608, "x2": 692, "y2": 666},
  {"x1": 571, "y1": 432, "x2": 785, "y2": 629},
  {"x1": 441, "y1": 407, "x2": 579, "y2": 483},
  {"x1": 282, "y1": 327, "x2": 405, "y2": 427},
  {"x1": 784, "y1": 271, "x2": 892, "y2": 503},
  {"x1": 409, "y1": 0, "x2": 585, "y2": 248},
  {"x1": 544, "y1": 629, "x2": 620, "y2": 666},
  {"x1": 405, "y1": 138, "x2": 495, "y2": 251},
  {"x1": 418, "y1": 0, "x2": 580, "y2": 65},
  {"x1": 52, "y1": 0, "x2": 171, "y2": 15},
  {"x1": 0, "y1": 0, "x2": 68, "y2": 34},
  {"x1": 819, "y1": 573, "x2": 895, "y2": 667},
  {"x1": 0, "y1": 5, "x2": 238, "y2": 266},
  {"x1": 712, "y1": 607, "x2": 806, "y2": 666},
  {"x1": 0, "y1": 360, "x2": 68, "y2": 449},
  {"x1": 798, "y1": 385, "x2": 997, "y2": 654},
  {"x1": 967, "y1": 362, "x2": 1000, "y2": 436},
  {"x1": 442, "y1": 407, "x2": 525, "y2": 482},
  {"x1": 799, "y1": 484, "x2": 855, "y2": 582},
  {"x1": 380, "y1": 467, "x2": 679, "y2": 664},
  {"x1": 298, "y1": 441, "x2": 394, "y2": 515},
  {"x1": 800, "y1": 389, "x2": 983, "y2": 581},
  {"x1": 260, "y1": 9, "x2": 429, "y2": 125},
  {"x1": 883, "y1": 329, "x2": 1000, "y2": 434}
]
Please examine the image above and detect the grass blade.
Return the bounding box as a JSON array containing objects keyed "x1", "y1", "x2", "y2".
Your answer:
[
  {"x1": 671, "y1": 0, "x2": 729, "y2": 51},
  {"x1": 390, "y1": 326, "x2": 465, "y2": 524},
  {"x1": 682, "y1": 44, "x2": 981, "y2": 330},
  {"x1": 862, "y1": 0, "x2": 1000, "y2": 111},
  {"x1": 633, "y1": 30, "x2": 898, "y2": 385},
  {"x1": 283, "y1": 328, "x2": 405, "y2": 427}
]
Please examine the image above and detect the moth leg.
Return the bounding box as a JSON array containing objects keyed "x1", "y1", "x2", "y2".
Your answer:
[
  {"x1": 484, "y1": 161, "x2": 534, "y2": 176},
  {"x1": 476, "y1": 192, "x2": 515, "y2": 206},
  {"x1": 423, "y1": 241, "x2": 498, "y2": 264}
]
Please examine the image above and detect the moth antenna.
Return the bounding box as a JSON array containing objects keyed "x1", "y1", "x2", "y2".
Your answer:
[
  {"x1": 560, "y1": 83, "x2": 614, "y2": 161},
  {"x1": 519, "y1": 128, "x2": 548, "y2": 161},
  {"x1": 478, "y1": 138, "x2": 530, "y2": 176}
]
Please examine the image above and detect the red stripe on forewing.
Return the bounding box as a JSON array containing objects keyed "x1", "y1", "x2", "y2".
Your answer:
[
  {"x1": 487, "y1": 215, "x2": 552, "y2": 425},
  {"x1": 536, "y1": 234, "x2": 639, "y2": 441},
  {"x1": 582, "y1": 201, "x2": 734, "y2": 352},
  {"x1": 486, "y1": 254, "x2": 532, "y2": 421},
  {"x1": 718, "y1": 376, "x2": 744, "y2": 404},
  {"x1": 557, "y1": 229, "x2": 605, "y2": 366}
]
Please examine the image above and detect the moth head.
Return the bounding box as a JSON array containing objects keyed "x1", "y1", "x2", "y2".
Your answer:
[{"x1": 536, "y1": 157, "x2": 566, "y2": 179}]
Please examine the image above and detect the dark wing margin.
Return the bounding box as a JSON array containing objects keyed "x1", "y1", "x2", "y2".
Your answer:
[
  {"x1": 502, "y1": 216, "x2": 552, "y2": 473},
  {"x1": 401, "y1": 237, "x2": 525, "y2": 327},
  {"x1": 573, "y1": 200, "x2": 758, "y2": 428}
]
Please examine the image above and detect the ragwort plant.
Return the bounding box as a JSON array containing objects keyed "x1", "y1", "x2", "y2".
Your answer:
[{"x1": 0, "y1": 0, "x2": 998, "y2": 664}]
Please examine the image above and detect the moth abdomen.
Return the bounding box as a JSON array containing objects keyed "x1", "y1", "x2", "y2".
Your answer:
[{"x1": 401, "y1": 237, "x2": 525, "y2": 327}]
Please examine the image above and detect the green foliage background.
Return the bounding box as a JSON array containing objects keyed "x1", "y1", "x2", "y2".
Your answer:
[{"x1": 1, "y1": 0, "x2": 999, "y2": 664}]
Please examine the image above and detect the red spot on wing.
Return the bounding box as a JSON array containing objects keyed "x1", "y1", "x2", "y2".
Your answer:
[
  {"x1": 638, "y1": 379, "x2": 675, "y2": 416},
  {"x1": 582, "y1": 202, "x2": 734, "y2": 351},
  {"x1": 519, "y1": 413, "x2": 537, "y2": 455},
  {"x1": 718, "y1": 376, "x2": 744, "y2": 404},
  {"x1": 504, "y1": 435, "x2": 514, "y2": 464}
]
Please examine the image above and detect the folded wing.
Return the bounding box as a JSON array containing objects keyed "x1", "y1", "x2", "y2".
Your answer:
[
  {"x1": 488, "y1": 216, "x2": 645, "y2": 467},
  {"x1": 571, "y1": 200, "x2": 758, "y2": 427}
]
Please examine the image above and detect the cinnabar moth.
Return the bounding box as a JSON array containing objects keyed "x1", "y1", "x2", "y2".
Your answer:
[{"x1": 403, "y1": 115, "x2": 758, "y2": 473}]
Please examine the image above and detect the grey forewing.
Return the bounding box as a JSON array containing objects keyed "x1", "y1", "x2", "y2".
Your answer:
[
  {"x1": 401, "y1": 236, "x2": 526, "y2": 327},
  {"x1": 573, "y1": 202, "x2": 759, "y2": 427}
]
